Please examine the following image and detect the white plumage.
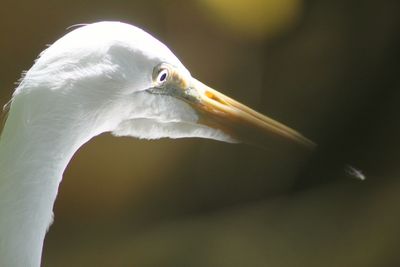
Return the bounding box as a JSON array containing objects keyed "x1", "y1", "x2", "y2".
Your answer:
[{"x1": 0, "y1": 21, "x2": 312, "y2": 266}]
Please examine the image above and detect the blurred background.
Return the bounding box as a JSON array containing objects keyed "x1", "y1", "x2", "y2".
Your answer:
[{"x1": 1, "y1": 0, "x2": 400, "y2": 266}]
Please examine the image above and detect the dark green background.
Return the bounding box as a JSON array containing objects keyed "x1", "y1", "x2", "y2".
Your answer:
[{"x1": 1, "y1": 0, "x2": 399, "y2": 266}]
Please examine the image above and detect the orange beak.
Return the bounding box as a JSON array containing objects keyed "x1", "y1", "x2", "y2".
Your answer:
[{"x1": 189, "y1": 78, "x2": 315, "y2": 149}]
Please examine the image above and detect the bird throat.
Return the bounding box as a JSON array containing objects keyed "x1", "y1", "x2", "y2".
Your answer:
[{"x1": 0, "y1": 94, "x2": 97, "y2": 267}]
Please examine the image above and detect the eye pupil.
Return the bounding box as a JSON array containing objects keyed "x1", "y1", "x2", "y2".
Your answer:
[
  {"x1": 159, "y1": 72, "x2": 167, "y2": 82},
  {"x1": 154, "y1": 67, "x2": 169, "y2": 84}
]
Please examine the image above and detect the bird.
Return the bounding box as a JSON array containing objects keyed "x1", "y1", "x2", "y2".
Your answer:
[{"x1": 0, "y1": 21, "x2": 314, "y2": 267}]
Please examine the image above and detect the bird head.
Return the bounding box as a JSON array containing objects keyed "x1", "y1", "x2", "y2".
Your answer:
[{"x1": 11, "y1": 22, "x2": 314, "y2": 149}]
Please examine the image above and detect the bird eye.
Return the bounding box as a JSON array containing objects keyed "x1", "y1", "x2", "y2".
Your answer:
[{"x1": 156, "y1": 69, "x2": 169, "y2": 84}]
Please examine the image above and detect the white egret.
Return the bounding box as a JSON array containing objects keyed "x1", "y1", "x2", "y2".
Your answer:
[{"x1": 0, "y1": 22, "x2": 314, "y2": 266}]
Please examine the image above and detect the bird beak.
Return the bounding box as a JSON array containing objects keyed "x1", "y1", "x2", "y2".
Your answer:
[{"x1": 188, "y1": 78, "x2": 315, "y2": 149}]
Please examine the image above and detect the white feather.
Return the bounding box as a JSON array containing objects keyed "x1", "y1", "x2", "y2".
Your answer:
[{"x1": 0, "y1": 21, "x2": 232, "y2": 267}]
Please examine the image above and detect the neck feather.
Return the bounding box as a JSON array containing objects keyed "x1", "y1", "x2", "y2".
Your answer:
[{"x1": 0, "y1": 92, "x2": 99, "y2": 267}]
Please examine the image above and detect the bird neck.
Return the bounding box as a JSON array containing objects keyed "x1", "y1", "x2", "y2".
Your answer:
[{"x1": 0, "y1": 93, "x2": 98, "y2": 267}]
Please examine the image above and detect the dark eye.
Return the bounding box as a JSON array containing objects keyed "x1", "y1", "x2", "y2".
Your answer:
[{"x1": 157, "y1": 69, "x2": 169, "y2": 84}]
